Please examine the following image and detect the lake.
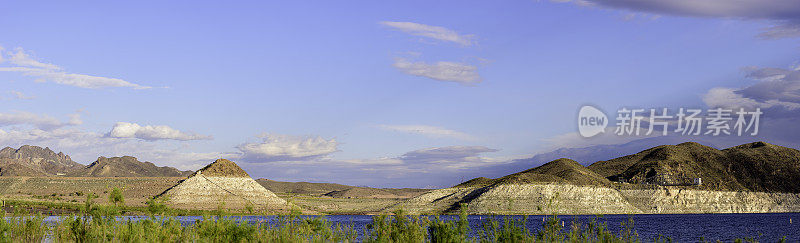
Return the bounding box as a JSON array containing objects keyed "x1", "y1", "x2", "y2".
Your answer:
[{"x1": 44, "y1": 213, "x2": 800, "y2": 242}]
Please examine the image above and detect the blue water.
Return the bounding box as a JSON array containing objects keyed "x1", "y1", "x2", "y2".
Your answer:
[{"x1": 45, "y1": 213, "x2": 800, "y2": 242}]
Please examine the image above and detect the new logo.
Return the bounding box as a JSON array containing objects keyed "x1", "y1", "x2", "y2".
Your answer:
[{"x1": 578, "y1": 105, "x2": 607, "y2": 138}]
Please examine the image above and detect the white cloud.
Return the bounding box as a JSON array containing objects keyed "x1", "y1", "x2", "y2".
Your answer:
[
  {"x1": 703, "y1": 65, "x2": 800, "y2": 113},
  {"x1": 340, "y1": 157, "x2": 405, "y2": 165},
  {"x1": 380, "y1": 21, "x2": 474, "y2": 46},
  {"x1": 703, "y1": 87, "x2": 767, "y2": 110},
  {"x1": 0, "y1": 111, "x2": 81, "y2": 130},
  {"x1": 759, "y1": 21, "x2": 800, "y2": 39},
  {"x1": 0, "y1": 47, "x2": 151, "y2": 89},
  {"x1": 236, "y1": 133, "x2": 339, "y2": 162},
  {"x1": 7, "y1": 47, "x2": 61, "y2": 70},
  {"x1": 378, "y1": 124, "x2": 476, "y2": 140},
  {"x1": 554, "y1": 0, "x2": 800, "y2": 39},
  {"x1": 7, "y1": 91, "x2": 35, "y2": 100},
  {"x1": 542, "y1": 126, "x2": 664, "y2": 151},
  {"x1": 393, "y1": 58, "x2": 482, "y2": 85},
  {"x1": 107, "y1": 122, "x2": 211, "y2": 141}
]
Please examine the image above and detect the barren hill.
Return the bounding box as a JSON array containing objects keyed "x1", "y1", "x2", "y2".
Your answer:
[
  {"x1": 587, "y1": 141, "x2": 800, "y2": 193},
  {"x1": 457, "y1": 158, "x2": 611, "y2": 187},
  {"x1": 190, "y1": 158, "x2": 248, "y2": 177},
  {"x1": 158, "y1": 159, "x2": 289, "y2": 211},
  {"x1": 67, "y1": 156, "x2": 192, "y2": 177},
  {"x1": 0, "y1": 145, "x2": 83, "y2": 176}
]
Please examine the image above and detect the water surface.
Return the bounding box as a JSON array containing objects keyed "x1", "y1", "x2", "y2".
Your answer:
[{"x1": 44, "y1": 213, "x2": 800, "y2": 242}]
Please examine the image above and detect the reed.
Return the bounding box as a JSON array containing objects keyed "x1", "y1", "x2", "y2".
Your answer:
[{"x1": 0, "y1": 196, "x2": 783, "y2": 242}]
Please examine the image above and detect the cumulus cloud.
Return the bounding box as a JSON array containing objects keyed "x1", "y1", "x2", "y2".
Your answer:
[
  {"x1": 703, "y1": 65, "x2": 800, "y2": 114},
  {"x1": 378, "y1": 124, "x2": 476, "y2": 140},
  {"x1": 107, "y1": 122, "x2": 211, "y2": 141},
  {"x1": 0, "y1": 111, "x2": 81, "y2": 130},
  {"x1": 554, "y1": 0, "x2": 800, "y2": 39},
  {"x1": 0, "y1": 47, "x2": 151, "y2": 89},
  {"x1": 393, "y1": 58, "x2": 482, "y2": 85},
  {"x1": 380, "y1": 21, "x2": 474, "y2": 46},
  {"x1": 236, "y1": 134, "x2": 339, "y2": 162}
]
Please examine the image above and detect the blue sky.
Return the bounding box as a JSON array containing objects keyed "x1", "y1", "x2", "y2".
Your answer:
[{"x1": 2, "y1": 1, "x2": 800, "y2": 188}]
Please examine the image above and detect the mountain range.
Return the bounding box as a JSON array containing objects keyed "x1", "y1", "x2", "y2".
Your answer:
[
  {"x1": 0, "y1": 145, "x2": 191, "y2": 177},
  {"x1": 0, "y1": 145, "x2": 83, "y2": 176}
]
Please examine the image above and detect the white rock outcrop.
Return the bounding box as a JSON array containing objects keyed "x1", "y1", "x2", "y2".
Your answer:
[{"x1": 157, "y1": 159, "x2": 288, "y2": 211}]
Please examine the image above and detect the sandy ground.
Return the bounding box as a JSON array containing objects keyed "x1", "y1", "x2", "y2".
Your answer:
[
  {"x1": 0, "y1": 177, "x2": 183, "y2": 206},
  {"x1": 0, "y1": 177, "x2": 409, "y2": 215},
  {"x1": 278, "y1": 193, "x2": 406, "y2": 215}
]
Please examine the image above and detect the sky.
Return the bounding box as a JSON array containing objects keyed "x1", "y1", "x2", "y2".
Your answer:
[{"x1": 1, "y1": 0, "x2": 800, "y2": 188}]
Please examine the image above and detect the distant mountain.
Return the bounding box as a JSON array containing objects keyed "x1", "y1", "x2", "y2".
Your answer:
[
  {"x1": 0, "y1": 145, "x2": 83, "y2": 176},
  {"x1": 256, "y1": 178, "x2": 432, "y2": 198},
  {"x1": 256, "y1": 179, "x2": 354, "y2": 195},
  {"x1": 588, "y1": 141, "x2": 800, "y2": 193},
  {"x1": 67, "y1": 156, "x2": 192, "y2": 177},
  {"x1": 324, "y1": 187, "x2": 406, "y2": 199}
]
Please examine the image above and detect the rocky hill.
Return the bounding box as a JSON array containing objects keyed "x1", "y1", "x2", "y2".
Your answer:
[
  {"x1": 190, "y1": 158, "x2": 248, "y2": 177},
  {"x1": 0, "y1": 145, "x2": 83, "y2": 176},
  {"x1": 588, "y1": 141, "x2": 800, "y2": 193},
  {"x1": 391, "y1": 141, "x2": 800, "y2": 215},
  {"x1": 457, "y1": 158, "x2": 611, "y2": 188},
  {"x1": 67, "y1": 156, "x2": 192, "y2": 177},
  {"x1": 157, "y1": 159, "x2": 289, "y2": 211}
]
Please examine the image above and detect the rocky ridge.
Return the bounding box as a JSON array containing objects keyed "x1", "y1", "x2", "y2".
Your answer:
[
  {"x1": 0, "y1": 145, "x2": 83, "y2": 176},
  {"x1": 68, "y1": 156, "x2": 192, "y2": 177}
]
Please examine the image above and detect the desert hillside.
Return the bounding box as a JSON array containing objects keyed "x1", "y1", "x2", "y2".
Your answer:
[
  {"x1": 457, "y1": 158, "x2": 611, "y2": 188},
  {"x1": 588, "y1": 141, "x2": 800, "y2": 193}
]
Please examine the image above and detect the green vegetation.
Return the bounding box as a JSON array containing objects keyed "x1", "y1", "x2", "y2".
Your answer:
[
  {"x1": 109, "y1": 187, "x2": 124, "y2": 207},
  {"x1": 0, "y1": 206, "x2": 782, "y2": 242},
  {"x1": 0, "y1": 192, "x2": 784, "y2": 242}
]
